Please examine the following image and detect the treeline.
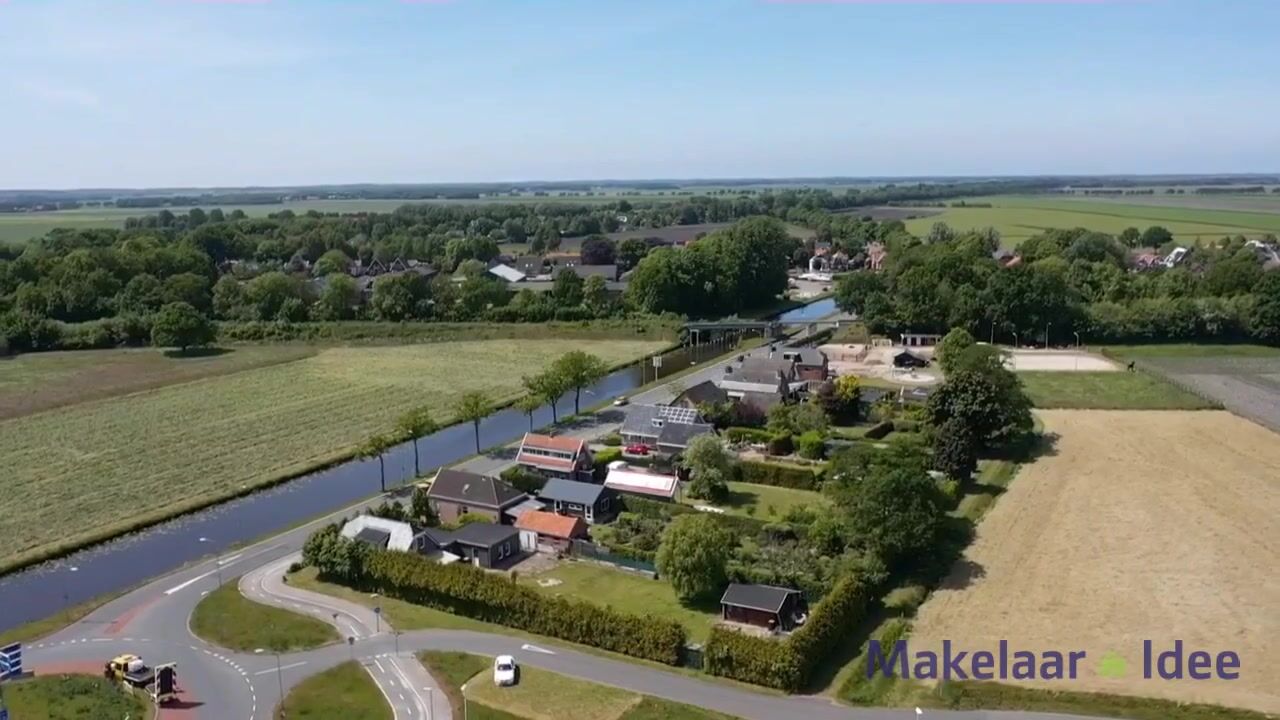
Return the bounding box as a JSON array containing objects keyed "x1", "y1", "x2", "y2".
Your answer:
[{"x1": 836, "y1": 225, "x2": 1280, "y2": 345}]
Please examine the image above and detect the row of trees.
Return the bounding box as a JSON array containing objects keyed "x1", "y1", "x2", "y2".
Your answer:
[{"x1": 836, "y1": 224, "x2": 1280, "y2": 344}]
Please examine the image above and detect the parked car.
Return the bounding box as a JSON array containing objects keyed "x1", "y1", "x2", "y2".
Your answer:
[
  {"x1": 493, "y1": 655, "x2": 517, "y2": 686},
  {"x1": 625, "y1": 443, "x2": 650, "y2": 455},
  {"x1": 613, "y1": 396, "x2": 629, "y2": 407}
]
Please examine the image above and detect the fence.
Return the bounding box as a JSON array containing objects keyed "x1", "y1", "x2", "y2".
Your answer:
[{"x1": 569, "y1": 539, "x2": 657, "y2": 574}]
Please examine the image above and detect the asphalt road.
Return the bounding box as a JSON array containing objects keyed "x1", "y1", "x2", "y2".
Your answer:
[{"x1": 21, "y1": 334, "x2": 1099, "y2": 720}]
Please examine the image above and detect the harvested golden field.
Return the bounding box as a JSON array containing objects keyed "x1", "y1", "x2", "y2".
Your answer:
[
  {"x1": 912, "y1": 410, "x2": 1280, "y2": 713},
  {"x1": 0, "y1": 339, "x2": 663, "y2": 573}
]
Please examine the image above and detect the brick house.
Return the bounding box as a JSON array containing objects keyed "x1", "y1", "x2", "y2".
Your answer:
[
  {"x1": 425, "y1": 469, "x2": 529, "y2": 525},
  {"x1": 516, "y1": 433, "x2": 594, "y2": 482}
]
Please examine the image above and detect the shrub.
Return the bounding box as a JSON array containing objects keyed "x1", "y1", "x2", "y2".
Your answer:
[
  {"x1": 360, "y1": 549, "x2": 686, "y2": 665},
  {"x1": 602, "y1": 433, "x2": 623, "y2": 447},
  {"x1": 500, "y1": 466, "x2": 546, "y2": 494},
  {"x1": 766, "y1": 433, "x2": 794, "y2": 456},
  {"x1": 863, "y1": 420, "x2": 895, "y2": 440},
  {"x1": 725, "y1": 427, "x2": 773, "y2": 445},
  {"x1": 731, "y1": 460, "x2": 823, "y2": 491},
  {"x1": 796, "y1": 431, "x2": 826, "y2": 460},
  {"x1": 593, "y1": 447, "x2": 624, "y2": 480}
]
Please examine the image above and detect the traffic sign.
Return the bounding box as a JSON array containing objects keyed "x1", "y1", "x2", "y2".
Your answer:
[
  {"x1": 0, "y1": 642, "x2": 20, "y2": 680},
  {"x1": 2, "y1": 707, "x2": 10, "y2": 720},
  {"x1": 373, "y1": 606, "x2": 381, "y2": 615},
  {"x1": 651, "y1": 355, "x2": 663, "y2": 368}
]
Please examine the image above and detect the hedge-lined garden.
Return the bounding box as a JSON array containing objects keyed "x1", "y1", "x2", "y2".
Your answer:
[{"x1": 304, "y1": 527, "x2": 686, "y2": 664}]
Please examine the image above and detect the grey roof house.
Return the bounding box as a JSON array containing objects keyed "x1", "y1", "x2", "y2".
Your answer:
[
  {"x1": 620, "y1": 405, "x2": 715, "y2": 456},
  {"x1": 421, "y1": 522, "x2": 521, "y2": 569},
  {"x1": 538, "y1": 478, "x2": 617, "y2": 524},
  {"x1": 426, "y1": 469, "x2": 529, "y2": 525}
]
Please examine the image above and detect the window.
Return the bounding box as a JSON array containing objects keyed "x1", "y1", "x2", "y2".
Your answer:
[{"x1": 458, "y1": 505, "x2": 468, "y2": 515}]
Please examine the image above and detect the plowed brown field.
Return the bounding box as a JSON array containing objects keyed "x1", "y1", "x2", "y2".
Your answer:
[{"x1": 912, "y1": 410, "x2": 1280, "y2": 713}]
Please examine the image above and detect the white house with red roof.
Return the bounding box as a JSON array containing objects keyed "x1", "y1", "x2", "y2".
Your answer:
[{"x1": 515, "y1": 432, "x2": 594, "y2": 482}]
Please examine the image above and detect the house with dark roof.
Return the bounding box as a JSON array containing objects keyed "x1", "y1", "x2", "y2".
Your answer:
[
  {"x1": 425, "y1": 469, "x2": 529, "y2": 525},
  {"x1": 779, "y1": 348, "x2": 829, "y2": 382},
  {"x1": 720, "y1": 583, "x2": 807, "y2": 632},
  {"x1": 893, "y1": 349, "x2": 930, "y2": 369},
  {"x1": 516, "y1": 433, "x2": 594, "y2": 481},
  {"x1": 670, "y1": 380, "x2": 728, "y2": 410},
  {"x1": 422, "y1": 522, "x2": 521, "y2": 569},
  {"x1": 620, "y1": 405, "x2": 714, "y2": 456},
  {"x1": 538, "y1": 478, "x2": 617, "y2": 524}
]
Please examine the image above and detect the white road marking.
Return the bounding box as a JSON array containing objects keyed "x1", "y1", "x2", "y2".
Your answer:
[
  {"x1": 252, "y1": 661, "x2": 308, "y2": 676},
  {"x1": 521, "y1": 643, "x2": 556, "y2": 655},
  {"x1": 373, "y1": 658, "x2": 387, "y2": 674},
  {"x1": 365, "y1": 664, "x2": 403, "y2": 720}
]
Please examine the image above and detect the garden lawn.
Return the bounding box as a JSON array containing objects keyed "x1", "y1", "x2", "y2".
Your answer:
[
  {"x1": 2, "y1": 675, "x2": 152, "y2": 719},
  {"x1": 519, "y1": 561, "x2": 719, "y2": 642},
  {"x1": 716, "y1": 481, "x2": 827, "y2": 521},
  {"x1": 191, "y1": 579, "x2": 337, "y2": 652},
  {"x1": 1104, "y1": 343, "x2": 1280, "y2": 359},
  {"x1": 0, "y1": 339, "x2": 664, "y2": 574},
  {"x1": 1017, "y1": 371, "x2": 1215, "y2": 410},
  {"x1": 276, "y1": 660, "x2": 391, "y2": 720}
]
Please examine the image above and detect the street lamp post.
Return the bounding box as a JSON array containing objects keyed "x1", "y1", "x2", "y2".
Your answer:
[
  {"x1": 1045, "y1": 322, "x2": 1051, "y2": 348},
  {"x1": 461, "y1": 682, "x2": 469, "y2": 720},
  {"x1": 1073, "y1": 331, "x2": 1081, "y2": 348},
  {"x1": 1012, "y1": 331, "x2": 1019, "y2": 348},
  {"x1": 393, "y1": 630, "x2": 401, "y2": 657},
  {"x1": 63, "y1": 565, "x2": 79, "y2": 617},
  {"x1": 255, "y1": 648, "x2": 286, "y2": 718}
]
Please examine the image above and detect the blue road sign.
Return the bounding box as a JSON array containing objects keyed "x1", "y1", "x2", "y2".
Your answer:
[
  {"x1": 374, "y1": 606, "x2": 381, "y2": 615},
  {"x1": 2, "y1": 707, "x2": 10, "y2": 720},
  {"x1": 0, "y1": 642, "x2": 21, "y2": 679}
]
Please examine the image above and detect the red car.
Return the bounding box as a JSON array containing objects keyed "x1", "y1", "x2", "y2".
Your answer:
[{"x1": 625, "y1": 443, "x2": 651, "y2": 456}]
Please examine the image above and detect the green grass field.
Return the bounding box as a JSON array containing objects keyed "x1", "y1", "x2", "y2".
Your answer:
[
  {"x1": 0, "y1": 339, "x2": 664, "y2": 574},
  {"x1": 903, "y1": 195, "x2": 1280, "y2": 246},
  {"x1": 0, "y1": 344, "x2": 318, "y2": 421},
  {"x1": 191, "y1": 579, "x2": 337, "y2": 652},
  {"x1": 519, "y1": 561, "x2": 719, "y2": 642},
  {"x1": 1017, "y1": 371, "x2": 1216, "y2": 410},
  {"x1": 1, "y1": 675, "x2": 153, "y2": 720},
  {"x1": 422, "y1": 652, "x2": 739, "y2": 720},
  {"x1": 715, "y1": 481, "x2": 827, "y2": 521},
  {"x1": 1102, "y1": 343, "x2": 1280, "y2": 359},
  {"x1": 276, "y1": 660, "x2": 391, "y2": 720}
]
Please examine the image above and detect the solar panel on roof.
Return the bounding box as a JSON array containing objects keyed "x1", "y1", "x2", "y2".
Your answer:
[{"x1": 657, "y1": 405, "x2": 698, "y2": 424}]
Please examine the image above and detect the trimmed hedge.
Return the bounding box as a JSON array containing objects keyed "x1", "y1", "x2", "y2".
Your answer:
[
  {"x1": 623, "y1": 494, "x2": 770, "y2": 538},
  {"x1": 731, "y1": 460, "x2": 823, "y2": 491},
  {"x1": 725, "y1": 427, "x2": 772, "y2": 445},
  {"x1": 766, "y1": 433, "x2": 794, "y2": 456},
  {"x1": 593, "y1": 447, "x2": 624, "y2": 480},
  {"x1": 863, "y1": 420, "x2": 895, "y2": 440},
  {"x1": 705, "y1": 572, "x2": 873, "y2": 691},
  {"x1": 362, "y1": 549, "x2": 686, "y2": 665},
  {"x1": 796, "y1": 431, "x2": 826, "y2": 460}
]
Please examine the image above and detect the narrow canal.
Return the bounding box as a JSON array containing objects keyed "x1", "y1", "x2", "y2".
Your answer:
[{"x1": 0, "y1": 299, "x2": 837, "y2": 632}]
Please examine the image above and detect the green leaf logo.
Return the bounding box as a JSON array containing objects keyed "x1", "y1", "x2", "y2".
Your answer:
[{"x1": 1097, "y1": 650, "x2": 1128, "y2": 679}]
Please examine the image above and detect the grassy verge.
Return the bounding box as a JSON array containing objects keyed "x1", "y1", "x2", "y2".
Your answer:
[
  {"x1": 276, "y1": 660, "x2": 391, "y2": 720},
  {"x1": 0, "y1": 594, "x2": 117, "y2": 646},
  {"x1": 190, "y1": 578, "x2": 337, "y2": 652},
  {"x1": 1102, "y1": 343, "x2": 1280, "y2": 359},
  {"x1": 1, "y1": 675, "x2": 153, "y2": 720},
  {"x1": 929, "y1": 682, "x2": 1274, "y2": 720},
  {"x1": 421, "y1": 651, "x2": 739, "y2": 720},
  {"x1": 291, "y1": 568, "x2": 778, "y2": 694},
  {"x1": 1018, "y1": 371, "x2": 1216, "y2": 410}
]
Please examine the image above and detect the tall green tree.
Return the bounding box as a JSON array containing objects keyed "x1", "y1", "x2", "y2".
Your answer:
[
  {"x1": 551, "y1": 350, "x2": 609, "y2": 414},
  {"x1": 454, "y1": 390, "x2": 492, "y2": 453},
  {"x1": 552, "y1": 268, "x2": 584, "y2": 307},
  {"x1": 825, "y1": 464, "x2": 945, "y2": 566},
  {"x1": 926, "y1": 345, "x2": 1033, "y2": 450},
  {"x1": 395, "y1": 407, "x2": 438, "y2": 477},
  {"x1": 935, "y1": 327, "x2": 976, "y2": 375},
  {"x1": 514, "y1": 394, "x2": 543, "y2": 431},
  {"x1": 680, "y1": 434, "x2": 732, "y2": 502},
  {"x1": 357, "y1": 433, "x2": 396, "y2": 493},
  {"x1": 655, "y1": 514, "x2": 733, "y2": 602},
  {"x1": 150, "y1": 301, "x2": 215, "y2": 353},
  {"x1": 933, "y1": 418, "x2": 978, "y2": 482},
  {"x1": 524, "y1": 371, "x2": 569, "y2": 424}
]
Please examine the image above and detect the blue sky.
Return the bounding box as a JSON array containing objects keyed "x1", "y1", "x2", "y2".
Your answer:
[{"x1": 1, "y1": 0, "x2": 1277, "y2": 188}]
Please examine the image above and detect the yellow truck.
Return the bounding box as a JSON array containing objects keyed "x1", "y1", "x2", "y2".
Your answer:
[{"x1": 103, "y1": 654, "x2": 178, "y2": 705}]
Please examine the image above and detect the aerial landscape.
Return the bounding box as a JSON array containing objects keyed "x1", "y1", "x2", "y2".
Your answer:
[{"x1": 1, "y1": 1, "x2": 1278, "y2": 720}]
